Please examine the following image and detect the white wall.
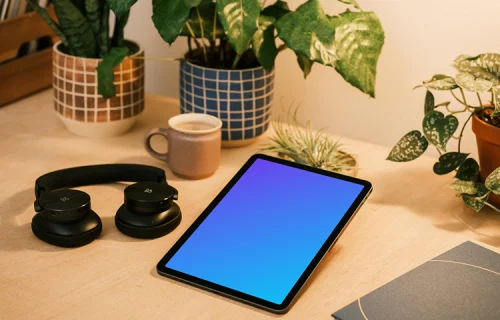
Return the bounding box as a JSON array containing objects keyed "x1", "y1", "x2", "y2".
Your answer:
[{"x1": 126, "y1": 0, "x2": 500, "y2": 157}]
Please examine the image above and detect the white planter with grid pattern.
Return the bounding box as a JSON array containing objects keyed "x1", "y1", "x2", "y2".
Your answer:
[{"x1": 52, "y1": 41, "x2": 145, "y2": 138}]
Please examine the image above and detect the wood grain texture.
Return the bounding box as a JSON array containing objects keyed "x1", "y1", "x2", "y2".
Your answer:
[{"x1": 1, "y1": 91, "x2": 500, "y2": 319}]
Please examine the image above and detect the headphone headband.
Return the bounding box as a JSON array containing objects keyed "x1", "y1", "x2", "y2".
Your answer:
[{"x1": 35, "y1": 164, "x2": 166, "y2": 198}]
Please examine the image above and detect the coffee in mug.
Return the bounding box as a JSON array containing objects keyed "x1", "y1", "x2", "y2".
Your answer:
[{"x1": 144, "y1": 113, "x2": 222, "y2": 180}]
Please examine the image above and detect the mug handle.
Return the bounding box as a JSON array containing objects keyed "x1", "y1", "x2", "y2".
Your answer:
[{"x1": 144, "y1": 128, "x2": 169, "y2": 161}]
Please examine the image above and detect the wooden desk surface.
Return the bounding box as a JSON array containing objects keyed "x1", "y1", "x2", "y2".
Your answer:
[{"x1": 1, "y1": 91, "x2": 500, "y2": 320}]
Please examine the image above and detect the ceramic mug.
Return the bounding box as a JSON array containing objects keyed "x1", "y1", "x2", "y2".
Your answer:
[{"x1": 144, "y1": 113, "x2": 222, "y2": 180}]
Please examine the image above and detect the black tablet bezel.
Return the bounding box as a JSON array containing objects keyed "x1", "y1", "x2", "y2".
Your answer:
[{"x1": 156, "y1": 154, "x2": 372, "y2": 314}]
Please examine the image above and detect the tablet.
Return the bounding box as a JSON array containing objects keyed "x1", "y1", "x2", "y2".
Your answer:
[{"x1": 156, "y1": 154, "x2": 372, "y2": 314}]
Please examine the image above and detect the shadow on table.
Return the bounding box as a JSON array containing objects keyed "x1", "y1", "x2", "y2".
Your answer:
[
  {"x1": 366, "y1": 165, "x2": 500, "y2": 246},
  {"x1": 0, "y1": 186, "x2": 147, "y2": 253}
]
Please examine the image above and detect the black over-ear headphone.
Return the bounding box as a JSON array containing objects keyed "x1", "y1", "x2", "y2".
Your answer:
[{"x1": 32, "y1": 164, "x2": 182, "y2": 248}]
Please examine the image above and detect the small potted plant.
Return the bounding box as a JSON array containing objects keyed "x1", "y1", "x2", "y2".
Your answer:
[
  {"x1": 28, "y1": 0, "x2": 144, "y2": 137},
  {"x1": 149, "y1": 0, "x2": 384, "y2": 147},
  {"x1": 387, "y1": 53, "x2": 500, "y2": 212}
]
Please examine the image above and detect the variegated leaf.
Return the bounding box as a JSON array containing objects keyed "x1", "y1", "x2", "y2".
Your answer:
[
  {"x1": 485, "y1": 167, "x2": 500, "y2": 195},
  {"x1": 217, "y1": 0, "x2": 261, "y2": 54},
  {"x1": 387, "y1": 130, "x2": 428, "y2": 162},
  {"x1": 424, "y1": 90, "x2": 435, "y2": 115},
  {"x1": 450, "y1": 180, "x2": 477, "y2": 195},
  {"x1": 455, "y1": 158, "x2": 480, "y2": 182},
  {"x1": 337, "y1": 0, "x2": 360, "y2": 10},
  {"x1": 462, "y1": 182, "x2": 490, "y2": 212},
  {"x1": 433, "y1": 152, "x2": 469, "y2": 175},
  {"x1": 423, "y1": 75, "x2": 458, "y2": 91},
  {"x1": 252, "y1": 15, "x2": 277, "y2": 71},
  {"x1": 453, "y1": 53, "x2": 500, "y2": 85},
  {"x1": 455, "y1": 73, "x2": 493, "y2": 92},
  {"x1": 297, "y1": 54, "x2": 313, "y2": 79},
  {"x1": 422, "y1": 111, "x2": 458, "y2": 152}
]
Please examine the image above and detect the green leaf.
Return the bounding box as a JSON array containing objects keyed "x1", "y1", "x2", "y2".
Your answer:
[
  {"x1": 424, "y1": 90, "x2": 435, "y2": 115},
  {"x1": 453, "y1": 53, "x2": 500, "y2": 85},
  {"x1": 455, "y1": 158, "x2": 480, "y2": 182},
  {"x1": 70, "y1": 0, "x2": 86, "y2": 14},
  {"x1": 153, "y1": 0, "x2": 202, "y2": 45},
  {"x1": 387, "y1": 130, "x2": 428, "y2": 162},
  {"x1": 422, "y1": 111, "x2": 459, "y2": 152},
  {"x1": 433, "y1": 152, "x2": 469, "y2": 175},
  {"x1": 85, "y1": 0, "x2": 101, "y2": 37},
  {"x1": 455, "y1": 73, "x2": 493, "y2": 92},
  {"x1": 217, "y1": 0, "x2": 261, "y2": 54},
  {"x1": 422, "y1": 75, "x2": 458, "y2": 90},
  {"x1": 252, "y1": 16, "x2": 277, "y2": 71},
  {"x1": 180, "y1": 0, "x2": 224, "y2": 39},
  {"x1": 485, "y1": 167, "x2": 500, "y2": 195},
  {"x1": 462, "y1": 182, "x2": 490, "y2": 212},
  {"x1": 97, "y1": 47, "x2": 130, "y2": 99},
  {"x1": 261, "y1": 0, "x2": 290, "y2": 20},
  {"x1": 53, "y1": 0, "x2": 97, "y2": 58},
  {"x1": 276, "y1": 1, "x2": 384, "y2": 97},
  {"x1": 106, "y1": 0, "x2": 137, "y2": 17},
  {"x1": 297, "y1": 54, "x2": 314, "y2": 79},
  {"x1": 450, "y1": 180, "x2": 478, "y2": 195}
]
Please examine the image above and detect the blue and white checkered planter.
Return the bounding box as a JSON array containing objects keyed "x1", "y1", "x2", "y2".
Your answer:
[{"x1": 180, "y1": 60, "x2": 274, "y2": 146}]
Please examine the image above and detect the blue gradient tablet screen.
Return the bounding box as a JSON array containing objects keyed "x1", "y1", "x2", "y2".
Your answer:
[{"x1": 165, "y1": 158, "x2": 364, "y2": 304}]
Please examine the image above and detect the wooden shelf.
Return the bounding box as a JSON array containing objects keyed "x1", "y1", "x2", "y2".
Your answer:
[{"x1": 0, "y1": 7, "x2": 57, "y2": 106}]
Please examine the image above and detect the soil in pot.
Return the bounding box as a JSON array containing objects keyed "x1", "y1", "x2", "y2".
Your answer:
[
  {"x1": 185, "y1": 45, "x2": 261, "y2": 70},
  {"x1": 472, "y1": 108, "x2": 500, "y2": 207}
]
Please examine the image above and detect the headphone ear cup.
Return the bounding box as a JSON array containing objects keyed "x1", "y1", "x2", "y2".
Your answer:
[
  {"x1": 32, "y1": 210, "x2": 102, "y2": 247},
  {"x1": 115, "y1": 202, "x2": 181, "y2": 239}
]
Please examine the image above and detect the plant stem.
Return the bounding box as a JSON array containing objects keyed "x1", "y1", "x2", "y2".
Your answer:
[
  {"x1": 213, "y1": 3, "x2": 218, "y2": 43},
  {"x1": 131, "y1": 56, "x2": 181, "y2": 61},
  {"x1": 261, "y1": 0, "x2": 267, "y2": 7},
  {"x1": 196, "y1": 7, "x2": 209, "y2": 65},
  {"x1": 277, "y1": 44, "x2": 287, "y2": 52},
  {"x1": 350, "y1": 0, "x2": 363, "y2": 11},
  {"x1": 476, "y1": 92, "x2": 483, "y2": 108},
  {"x1": 112, "y1": 11, "x2": 130, "y2": 47},
  {"x1": 185, "y1": 22, "x2": 203, "y2": 52},
  {"x1": 451, "y1": 90, "x2": 466, "y2": 105},
  {"x1": 99, "y1": 3, "x2": 110, "y2": 56},
  {"x1": 484, "y1": 202, "x2": 500, "y2": 212},
  {"x1": 457, "y1": 112, "x2": 474, "y2": 153},
  {"x1": 26, "y1": 0, "x2": 70, "y2": 49},
  {"x1": 187, "y1": 37, "x2": 193, "y2": 56}
]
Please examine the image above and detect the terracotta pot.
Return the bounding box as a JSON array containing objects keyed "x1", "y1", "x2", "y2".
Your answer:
[
  {"x1": 52, "y1": 40, "x2": 145, "y2": 137},
  {"x1": 472, "y1": 112, "x2": 500, "y2": 207}
]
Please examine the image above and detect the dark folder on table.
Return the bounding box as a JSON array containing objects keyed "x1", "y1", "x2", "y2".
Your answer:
[{"x1": 332, "y1": 241, "x2": 500, "y2": 320}]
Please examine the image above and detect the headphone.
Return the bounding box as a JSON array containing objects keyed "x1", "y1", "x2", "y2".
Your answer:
[{"x1": 32, "y1": 164, "x2": 182, "y2": 248}]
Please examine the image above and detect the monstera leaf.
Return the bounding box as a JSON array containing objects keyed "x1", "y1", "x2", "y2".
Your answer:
[
  {"x1": 387, "y1": 130, "x2": 428, "y2": 162},
  {"x1": 153, "y1": 0, "x2": 202, "y2": 45},
  {"x1": 107, "y1": 0, "x2": 137, "y2": 16},
  {"x1": 422, "y1": 111, "x2": 459, "y2": 152},
  {"x1": 180, "y1": 0, "x2": 224, "y2": 39},
  {"x1": 433, "y1": 152, "x2": 469, "y2": 175},
  {"x1": 97, "y1": 47, "x2": 130, "y2": 98},
  {"x1": 53, "y1": 0, "x2": 97, "y2": 57},
  {"x1": 252, "y1": 16, "x2": 277, "y2": 71},
  {"x1": 275, "y1": 0, "x2": 384, "y2": 97},
  {"x1": 455, "y1": 73, "x2": 493, "y2": 92},
  {"x1": 485, "y1": 167, "x2": 500, "y2": 195},
  {"x1": 455, "y1": 158, "x2": 480, "y2": 182},
  {"x1": 217, "y1": 0, "x2": 261, "y2": 54},
  {"x1": 453, "y1": 54, "x2": 500, "y2": 85}
]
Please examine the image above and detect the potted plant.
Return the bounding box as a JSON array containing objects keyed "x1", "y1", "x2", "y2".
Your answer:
[
  {"x1": 387, "y1": 53, "x2": 500, "y2": 212},
  {"x1": 147, "y1": 0, "x2": 384, "y2": 147},
  {"x1": 27, "y1": 0, "x2": 144, "y2": 137}
]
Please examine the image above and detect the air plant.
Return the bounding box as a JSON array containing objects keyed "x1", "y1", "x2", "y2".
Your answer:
[{"x1": 264, "y1": 108, "x2": 356, "y2": 175}]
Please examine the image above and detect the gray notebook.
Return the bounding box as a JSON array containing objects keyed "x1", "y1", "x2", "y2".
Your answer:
[{"x1": 332, "y1": 241, "x2": 500, "y2": 320}]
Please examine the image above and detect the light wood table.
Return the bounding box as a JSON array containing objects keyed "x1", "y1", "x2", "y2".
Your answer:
[{"x1": 1, "y1": 91, "x2": 500, "y2": 320}]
